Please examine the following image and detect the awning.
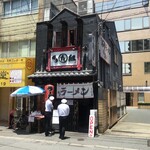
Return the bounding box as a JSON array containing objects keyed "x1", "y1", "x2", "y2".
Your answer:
[
  {"x1": 28, "y1": 70, "x2": 96, "y2": 79},
  {"x1": 123, "y1": 86, "x2": 150, "y2": 93}
]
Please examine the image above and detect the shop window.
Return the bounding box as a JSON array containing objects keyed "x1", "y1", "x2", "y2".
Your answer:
[
  {"x1": 138, "y1": 93, "x2": 144, "y2": 103},
  {"x1": 123, "y1": 63, "x2": 132, "y2": 75},
  {"x1": 144, "y1": 62, "x2": 150, "y2": 73}
]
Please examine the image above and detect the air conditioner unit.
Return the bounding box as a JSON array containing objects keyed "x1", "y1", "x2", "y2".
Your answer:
[{"x1": 78, "y1": 0, "x2": 94, "y2": 15}]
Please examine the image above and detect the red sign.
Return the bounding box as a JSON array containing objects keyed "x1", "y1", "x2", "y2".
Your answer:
[
  {"x1": 46, "y1": 46, "x2": 82, "y2": 71},
  {"x1": 88, "y1": 115, "x2": 95, "y2": 138}
]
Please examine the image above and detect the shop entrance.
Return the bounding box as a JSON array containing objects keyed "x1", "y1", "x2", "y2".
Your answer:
[
  {"x1": 78, "y1": 99, "x2": 93, "y2": 133},
  {"x1": 126, "y1": 93, "x2": 133, "y2": 106},
  {"x1": 66, "y1": 99, "x2": 93, "y2": 133}
]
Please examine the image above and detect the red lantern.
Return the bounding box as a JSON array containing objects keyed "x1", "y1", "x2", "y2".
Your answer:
[{"x1": 44, "y1": 84, "x2": 54, "y2": 101}]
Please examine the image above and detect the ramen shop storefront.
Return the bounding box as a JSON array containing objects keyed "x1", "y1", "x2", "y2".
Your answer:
[{"x1": 56, "y1": 82, "x2": 95, "y2": 132}]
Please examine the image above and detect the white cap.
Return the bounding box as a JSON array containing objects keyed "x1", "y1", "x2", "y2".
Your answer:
[
  {"x1": 61, "y1": 99, "x2": 67, "y2": 104},
  {"x1": 49, "y1": 96, "x2": 54, "y2": 101}
]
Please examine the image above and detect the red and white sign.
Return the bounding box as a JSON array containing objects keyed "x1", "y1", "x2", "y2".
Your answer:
[
  {"x1": 88, "y1": 115, "x2": 95, "y2": 138},
  {"x1": 46, "y1": 46, "x2": 81, "y2": 71}
]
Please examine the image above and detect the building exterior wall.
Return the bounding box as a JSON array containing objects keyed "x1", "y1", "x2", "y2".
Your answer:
[
  {"x1": 0, "y1": 88, "x2": 10, "y2": 121},
  {"x1": 123, "y1": 52, "x2": 150, "y2": 86},
  {"x1": 95, "y1": 0, "x2": 150, "y2": 106},
  {"x1": 98, "y1": 99, "x2": 108, "y2": 133}
]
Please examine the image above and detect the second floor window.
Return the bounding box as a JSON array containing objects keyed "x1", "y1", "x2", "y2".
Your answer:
[
  {"x1": 144, "y1": 62, "x2": 150, "y2": 73},
  {"x1": 4, "y1": 0, "x2": 38, "y2": 17},
  {"x1": 123, "y1": 63, "x2": 132, "y2": 75},
  {"x1": 1, "y1": 40, "x2": 35, "y2": 58},
  {"x1": 53, "y1": 29, "x2": 76, "y2": 48},
  {"x1": 120, "y1": 39, "x2": 150, "y2": 53}
]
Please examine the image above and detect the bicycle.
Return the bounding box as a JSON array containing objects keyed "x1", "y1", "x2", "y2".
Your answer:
[{"x1": 11, "y1": 111, "x2": 28, "y2": 130}]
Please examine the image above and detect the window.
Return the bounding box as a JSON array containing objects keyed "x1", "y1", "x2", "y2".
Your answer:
[
  {"x1": 119, "y1": 41, "x2": 125, "y2": 53},
  {"x1": 125, "y1": 19, "x2": 131, "y2": 30},
  {"x1": 56, "y1": 32, "x2": 62, "y2": 47},
  {"x1": 21, "y1": 0, "x2": 30, "y2": 13},
  {"x1": 144, "y1": 62, "x2": 150, "y2": 73},
  {"x1": 120, "y1": 38, "x2": 150, "y2": 53},
  {"x1": 18, "y1": 40, "x2": 29, "y2": 57},
  {"x1": 144, "y1": 39, "x2": 150, "y2": 50},
  {"x1": 10, "y1": 42, "x2": 18, "y2": 57},
  {"x1": 132, "y1": 40, "x2": 143, "y2": 51},
  {"x1": 69, "y1": 30, "x2": 75, "y2": 46},
  {"x1": 125, "y1": 41, "x2": 132, "y2": 52},
  {"x1": 78, "y1": 1, "x2": 87, "y2": 15},
  {"x1": 143, "y1": 16, "x2": 149, "y2": 28},
  {"x1": 12, "y1": 0, "x2": 20, "y2": 16},
  {"x1": 123, "y1": 63, "x2": 132, "y2": 75},
  {"x1": 1, "y1": 40, "x2": 35, "y2": 58},
  {"x1": 138, "y1": 93, "x2": 144, "y2": 103},
  {"x1": 95, "y1": 0, "x2": 149, "y2": 13},
  {"x1": 2, "y1": 43, "x2": 8, "y2": 58},
  {"x1": 4, "y1": 2, "x2": 10, "y2": 16},
  {"x1": 30, "y1": 40, "x2": 36, "y2": 56},
  {"x1": 132, "y1": 17, "x2": 143, "y2": 29},
  {"x1": 115, "y1": 20, "x2": 124, "y2": 32},
  {"x1": 115, "y1": 16, "x2": 149, "y2": 32},
  {"x1": 3, "y1": 0, "x2": 38, "y2": 17}
]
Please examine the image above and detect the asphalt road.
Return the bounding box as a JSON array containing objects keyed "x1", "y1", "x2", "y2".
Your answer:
[
  {"x1": 0, "y1": 107, "x2": 150, "y2": 150},
  {"x1": 122, "y1": 107, "x2": 150, "y2": 124}
]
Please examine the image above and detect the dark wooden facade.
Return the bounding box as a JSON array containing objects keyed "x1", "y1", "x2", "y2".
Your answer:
[{"x1": 28, "y1": 8, "x2": 122, "y2": 133}]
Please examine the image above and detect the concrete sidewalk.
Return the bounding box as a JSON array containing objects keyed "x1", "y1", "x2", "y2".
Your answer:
[
  {"x1": 105, "y1": 107, "x2": 150, "y2": 139},
  {"x1": 106, "y1": 122, "x2": 150, "y2": 139}
]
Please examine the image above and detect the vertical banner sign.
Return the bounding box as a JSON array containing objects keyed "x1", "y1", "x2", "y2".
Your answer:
[{"x1": 88, "y1": 115, "x2": 95, "y2": 138}]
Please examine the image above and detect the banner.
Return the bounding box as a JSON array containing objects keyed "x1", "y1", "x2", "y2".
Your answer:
[{"x1": 57, "y1": 83, "x2": 94, "y2": 99}]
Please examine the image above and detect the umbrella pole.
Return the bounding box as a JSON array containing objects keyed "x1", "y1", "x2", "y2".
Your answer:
[{"x1": 29, "y1": 97, "x2": 30, "y2": 116}]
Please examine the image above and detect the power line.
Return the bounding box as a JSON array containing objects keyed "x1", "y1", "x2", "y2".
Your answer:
[
  {"x1": 0, "y1": 0, "x2": 150, "y2": 37},
  {"x1": 0, "y1": 0, "x2": 146, "y2": 28}
]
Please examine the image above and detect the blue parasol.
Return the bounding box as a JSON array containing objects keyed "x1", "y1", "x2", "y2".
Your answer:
[{"x1": 10, "y1": 86, "x2": 45, "y2": 97}]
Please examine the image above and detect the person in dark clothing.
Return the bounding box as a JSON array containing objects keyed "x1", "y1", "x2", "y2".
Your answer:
[
  {"x1": 8, "y1": 109, "x2": 16, "y2": 129},
  {"x1": 57, "y1": 99, "x2": 70, "y2": 140},
  {"x1": 44, "y1": 96, "x2": 54, "y2": 136}
]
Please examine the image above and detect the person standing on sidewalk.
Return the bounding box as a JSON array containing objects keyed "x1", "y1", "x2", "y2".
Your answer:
[
  {"x1": 45, "y1": 96, "x2": 54, "y2": 136},
  {"x1": 57, "y1": 99, "x2": 70, "y2": 140}
]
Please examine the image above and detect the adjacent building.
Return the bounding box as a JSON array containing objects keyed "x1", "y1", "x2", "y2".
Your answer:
[
  {"x1": 0, "y1": 0, "x2": 76, "y2": 124},
  {"x1": 94, "y1": 0, "x2": 150, "y2": 107}
]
